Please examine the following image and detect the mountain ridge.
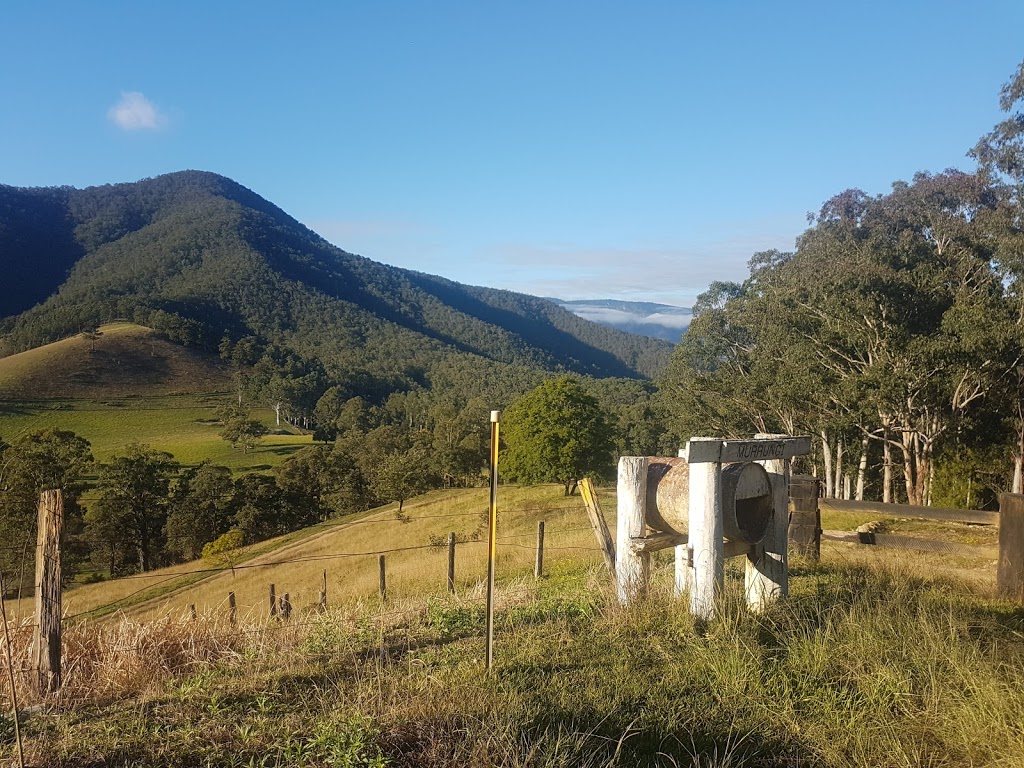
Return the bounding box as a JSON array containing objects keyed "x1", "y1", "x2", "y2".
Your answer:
[{"x1": 0, "y1": 171, "x2": 671, "y2": 391}]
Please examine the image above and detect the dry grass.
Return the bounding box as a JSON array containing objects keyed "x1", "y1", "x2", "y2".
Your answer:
[{"x1": 0, "y1": 322, "x2": 231, "y2": 400}]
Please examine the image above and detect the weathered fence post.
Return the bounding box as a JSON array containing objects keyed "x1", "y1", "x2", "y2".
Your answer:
[
  {"x1": 228, "y1": 592, "x2": 237, "y2": 625},
  {"x1": 579, "y1": 478, "x2": 616, "y2": 572},
  {"x1": 745, "y1": 435, "x2": 789, "y2": 612},
  {"x1": 280, "y1": 594, "x2": 292, "y2": 620},
  {"x1": 379, "y1": 555, "x2": 387, "y2": 602},
  {"x1": 615, "y1": 456, "x2": 649, "y2": 605},
  {"x1": 998, "y1": 494, "x2": 1024, "y2": 600},
  {"x1": 33, "y1": 489, "x2": 63, "y2": 695},
  {"x1": 789, "y1": 475, "x2": 821, "y2": 561},
  {"x1": 688, "y1": 440, "x2": 723, "y2": 620},
  {"x1": 189, "y1": 604, "x2": 197, "y2": 622},
  {"x1": 269, "y1": 583, "x2": 277, "y2": 618},
  {"x1": 447, "y1": 532, "x2": 456, "y2": 593},
  {"x1": 317, "y1": 570, "x2": 327, "y2": 612},
  {"x1": 535, "y1": 521, "x2": 545, "y2": 579}
]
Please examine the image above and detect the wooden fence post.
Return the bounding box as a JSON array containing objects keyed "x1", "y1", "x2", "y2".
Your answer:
[
  {"x1": 318, "y1": 570, "x2": 327, "y2": 612},
  {"x1": 379, "y1": 555, "x2": 387, "y2": 602},
  {"x1": 447, "y1": 532, "x2": 456, "y2": 593},
  {"x1": 745, "y1": 437, "x2": 789, "y2": 612},
  {"x1": 280, "y1": 594, "x2": 292, "y2": 620},
  {"x1": 998, "y1": 494, "x2": 1024, "y2": 600},
  {"x1": 189, "y1": 604, "x2": 197, "y2": 622},
  {"x1": 269, "y1": 583, "x2": 277, "y2": 618},
  {"x1": 535, "y1": 521, "x2": 545, "y2": 579},
  {"x1": 688, "y1": 441, "x2": 723, "y2": 620},
  {"x1": 615, "y1": 456, "x2": 649, "y2": 605},
  {"x1": 789, "y1": 475, "x2": 821, "y2": 561},
  {"x1": 228, "y1": 592, "x2": 237, "y2": 625},
  {"x1": 579, "y1": 478, "x2": 616, "y2": 572},
  {"x1": 33, "y1": 489, "x2": 63, "y2": 695}
]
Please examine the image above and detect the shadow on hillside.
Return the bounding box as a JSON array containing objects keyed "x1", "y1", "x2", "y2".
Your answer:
[
  {"x1": 0, "y1": 401, "x2": 36, "y2": 416},
  {"x1": 259, "y1": 445, "x2": 307, "y2": 457}
]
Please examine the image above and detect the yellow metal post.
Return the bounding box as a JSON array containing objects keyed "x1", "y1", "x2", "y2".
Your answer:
[{"x1": 485, "y1": 409, "x2": 500, "y2": 671}]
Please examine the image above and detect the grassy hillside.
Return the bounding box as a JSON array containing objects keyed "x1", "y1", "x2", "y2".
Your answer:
[
  {"x1": 2, "y1": 485, "x2": 1022, "y2": 767},
  {"x1": 0, "y1": 394, "x2": 310, "y2": 469},
  {"x1": 0, "y1": 322, "x2": 314, "y2": 468},
  {"x1": 0, "y1": 322, "x2": 231, "y2": 399}
]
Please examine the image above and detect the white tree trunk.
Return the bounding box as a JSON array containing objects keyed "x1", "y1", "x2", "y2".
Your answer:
[
  {"x1": 834, "y1": 438, "x2": 845, "y2": 501},
  {"x1": 856, "y1": 435, "x2": 868, "y2": 501},
  {"x1": 819, "y1": 430, "x2": 834, "y2": 498},
  {"x1": 883, "y1": 429, "x2": 893, "y2": 504}
]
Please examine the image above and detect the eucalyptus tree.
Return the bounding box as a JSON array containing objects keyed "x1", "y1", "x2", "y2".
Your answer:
[
  {"x1": 770, "y1": 173, "x2": 1013, "y2": 504},
  {"x1": 971, "y1": 58, "x2": 1024, "y2": 491},
  {"x1": 88, "y1": 444, "x2": 179, "y2": 573}
]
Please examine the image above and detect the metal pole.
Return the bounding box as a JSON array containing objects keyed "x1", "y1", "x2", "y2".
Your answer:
[
  {"x1": 535, "y1": 521, "x2": 545, "y2": 579},
  {"x1": 447, "y1": 532, "x2": 456, "y2": 593},
  {"x1": 0, "y1": 574, "x2": 26, "y2": 768},
  {"x1": 485, "y1": 409, "x2": 500, "y2": 671}
]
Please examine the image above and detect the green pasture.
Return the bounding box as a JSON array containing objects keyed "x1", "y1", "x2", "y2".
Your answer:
[{"x1": 0, "y1": 394, "x2": 312, "y2": 471}]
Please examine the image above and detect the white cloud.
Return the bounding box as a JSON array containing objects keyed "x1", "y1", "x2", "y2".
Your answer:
[{"x1": 108, "y1": 91, "x2": 167, "y2": 131}]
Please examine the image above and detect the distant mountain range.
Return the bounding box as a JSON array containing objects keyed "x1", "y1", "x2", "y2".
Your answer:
[
  {"x1": 551, "y1": 299, "x2": 691, "y2": 342},
  {"x1": 0, "y1": 172, "x2": 672, "y2": 396}
]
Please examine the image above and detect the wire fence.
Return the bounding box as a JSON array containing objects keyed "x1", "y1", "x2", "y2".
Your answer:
[{"x1": 0, "y1": 501, "x2": 604, "y2": 714}]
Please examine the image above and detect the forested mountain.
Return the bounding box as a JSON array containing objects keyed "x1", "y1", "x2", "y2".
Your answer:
[{"x1": 0, "y1": 171, "x2": 670, "y2": 384}]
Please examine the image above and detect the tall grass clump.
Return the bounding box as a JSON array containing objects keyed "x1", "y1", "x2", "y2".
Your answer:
[{"x1": 5, "y1": 560, "x2": 1024, "y2": 767}]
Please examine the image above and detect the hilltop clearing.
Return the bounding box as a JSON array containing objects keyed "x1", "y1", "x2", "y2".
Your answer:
[{"x1": 0, "y1": 322, "x2": 231, "y2": 400}]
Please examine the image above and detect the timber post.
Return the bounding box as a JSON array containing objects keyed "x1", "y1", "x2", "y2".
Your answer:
[
  {"x1": 744, "y1": 433, "x2": 789, "y2": 612},
  {"x1": 228, "y1": 592, "x2": 237, "y2": 625},
  {"x1": 269, "y1": 583, "x2": 277, "y2": 618},
  {"x1": 615, "y1": 456, "x2": 649, "y2": 605},
  {"x1": 998, "y1": 494, "x2": 1024, "y2": 600},
  {"x1": 789, "y1": 475, "x2": 821, "y2": 560},
  {"x1": 688, "y1": 439, "x2": 724, "y2": 620},
  {"x1": 33, "y1": 489, "x2": 63, "y2": 695},
  {"x1": 579, "y1": 478, "x2": 616, "y2": 572},
  {"x1": 379, "y1": 555, "x2": 387, "y2": 602}
]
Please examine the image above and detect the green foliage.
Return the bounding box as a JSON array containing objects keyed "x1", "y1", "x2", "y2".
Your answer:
[
  {"x1": 201, "y1": 528, "x2": 244, "y2": 559},
  {"x1": 165, "y1": 463, "x2": 235, "y2": 561},
  {"x1": 0, "y1": 170, "x2": 669, "y2": 392},
  {"x1": 218, "y1": 406, "x2": 269, "y2": 454},
  {"x1": 87, "y1": 443, "x2": 179, "y2": 573},
  {"x1": 0, "y1": 428, "x2": 93, "y2": 588},
  {"x1": 502, "y1": 376, "x2": 616, "y2": 495}
]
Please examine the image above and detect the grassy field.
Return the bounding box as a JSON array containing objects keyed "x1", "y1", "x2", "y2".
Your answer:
[
  {"x1": 0, "y1": 321, "x2": 312, "y2": 470},
  {"x1": 3, "y1": 486, "x2": 1020, "y2": 766},
  {"x1": 1, "y1": 486, "x2": 1021, "y2": 766},
  {"x1": 0, "y1": 394, "x2": 312, "y2": 469}
]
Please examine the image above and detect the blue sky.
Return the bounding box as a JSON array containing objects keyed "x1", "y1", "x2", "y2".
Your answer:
[{"x1": 3, "y1": 2, "x2": 1023, "y2": 308}]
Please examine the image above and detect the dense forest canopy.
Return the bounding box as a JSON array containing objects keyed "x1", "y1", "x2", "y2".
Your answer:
[
  {"x1": 0, "y1": 171, "x2": 671, "y2": 385},
  {"x1": 660, "y1": 60, "x2": 1024, "y2": 509}
]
